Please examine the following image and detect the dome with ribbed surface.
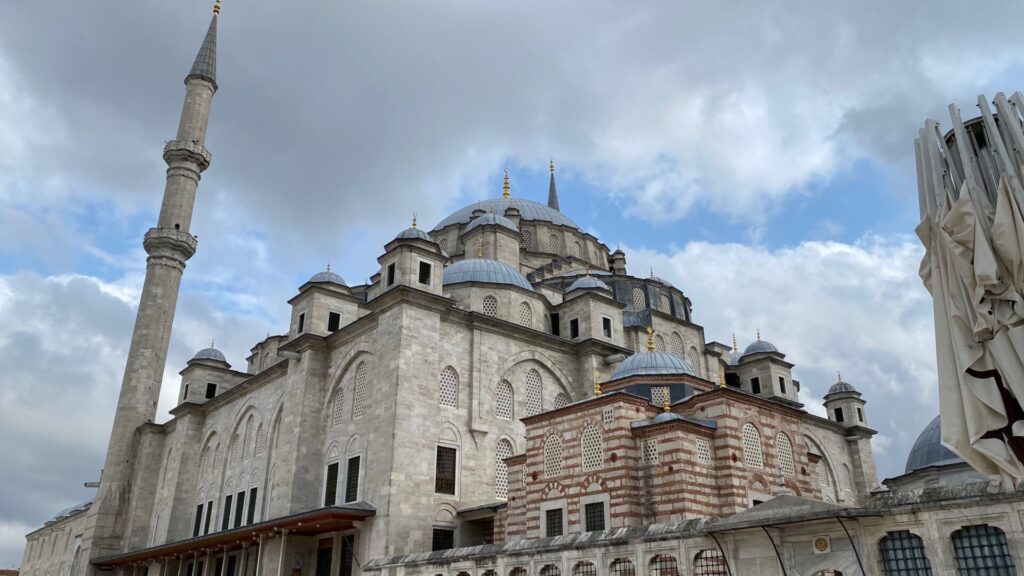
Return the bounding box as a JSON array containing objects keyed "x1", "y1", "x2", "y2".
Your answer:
[
  {"x1": 612, "y1": 351, "x2": 695, "y2": 379},
  {"x1": 567, "y1": 276, "x2": 611, "y2": 292},
  {"x1": 742, "y1": 339, "x2": 779, "y2": 357},
  {"x1": 192, "y1": 347, "x2": 227, "y2": 363},
  {"x1": 464, "y1": 213, "x2": 519, "y2": 234},
  {"x1": 905, "y1": 416, "x2": 962, "y2": 473},
  {"x1": 394, "y1": 227, "x2": 432, "y2": 241},
  {"x1": 308, "y1": 269, "x2": 346, "y2": 286},
  {"x1": 443, "y1": 259, "x2": 534, "y2": 291},
  {"x1": 433, "y1": 198, "x2": 579, "y2": 231},
  {"x1": 827, "y1": 380, "x2": 859, "y2": 395}
]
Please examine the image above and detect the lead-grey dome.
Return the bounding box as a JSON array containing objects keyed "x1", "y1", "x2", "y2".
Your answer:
[
  {"x1": 192, "y1": 347, "x2": 227, "y2": 363},
  {"x1": 394, "y1": 227, "x2": 432, "y2": 242},
  {"x1": 443, "y1": 259, "x2": 534, "y2": 291},
  {"x1": 726, "y1": 349, "x2": 743, "y2": 365},
  {"x1": 742, "y1": 339, "x2": 779, "y2": 357},
  {"x1": 433, "y1": 198, "x2": 579, "y2": 231},
  {"x1": 905, "y1": 416, "x2": 963, "y2": 473},
  {"x1": 827, "y1": 379, "x2": 859, "y2": 395},
  {"x1": 464, "y1": 213, "x2": 519, "y2": 235},
  {"x1": 567, "y1": 275, "x2": 611, "y2": 292},
  {"x1": 612, "y1": 351, "x2": 695, "y2": 379},
  {"x1": 308, "y1": 269, "x2": 347, "y2": 286}
]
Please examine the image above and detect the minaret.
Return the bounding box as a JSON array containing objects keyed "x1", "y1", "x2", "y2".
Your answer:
[
  {"x1": 85, "y1": 2, "x2": 220, "y2": 559},
  {"x1": 547, "y1": 159, "x2": 560, "y2": 210}
]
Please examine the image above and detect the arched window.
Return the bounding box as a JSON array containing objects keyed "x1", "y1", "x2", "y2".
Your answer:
[
  {"x1": 548, "y1": 234, "x2": 561, "y2": 253},
  {"x1": 650, "y1": 555, "x2": 680, "y2": 576},
  {"x1": 352, "y1": 362, "x2": 368, "y2": 419},
  {"x1": 693, "y1": 550, "x2": 727, "y2": 576},
  {"x1": 68, "y1": 541, "x2": 82, "y2": 576},
  {"x1": 243, "y1": 416, "x2": 254, "y2": 460},
  {"x1": 581, "y1": 425, "x2": 603, "y2": 471},
  {"x1": 482, "y1": 571, "x2": 497, "y2": 576},
  {"x1": 654, "y1": 334, "x2": 666, "y2": 352},
  {"x1": 776, "y1": 433, "x2": 795, "y2": 476},
  {"x1": 525, "y1": 369, "x2": 543, "y2": 417},
  {"x1": 255, "y1": 424, "x2": 265, "y2": 456},
  {"x1": 819, "y1": 461, "x2": 831, "y2": 489},
  {"x1": 687, "y1": 346, "x2": 702, "y2": 377},
  {"x1": 230, "y1": 433, "x2": 242, "y2": 467},
  {"x1": 482, "y1": 295, "x2": 498, "y2": 317},
  {"x1": 439, "y1": 366, "x2": 458, "y2": 408},
  {"x1": 741, "y1": 423, "x2": 763, "y2": 469},
  {"x1": 572, "y1": 562, "x2": 596, "y2": 576},
  {"x1": 540, "y1": 565, "x2": 560, "y2": 576},
  {"x1": 332, "y1": 388, "x2": 345, "y2": 427},
  {"x1": 574, "y1": 241, "x2": 584, "y2": 259},
  {"x1": 495, "y1": 439, "x2": 513, "y2": 500},
  {"x1": 518, "y1": 301, "x2": 533, "y2": 327},
  {"x1": 609, "y1": 559, "x2": 635, "y2": 576},
  {"x1": 840, "y1": 463, "x2": 852, "y2": 494},
  {"x1": 496, "y1": 380, "x2": 514, "y2": 420},
  {"x1": 543, "y1": 435, "x2": 563, "y2": 478},
  {"x1": 554, "y1": 393, "x2": 570, "y2": 408},
  {"x1": 642, "y1": 439, "x2": 659, "y2": 464},
  {"x1": 952, "y1": 524, "x2": 1016, "y2": 573},
  {"x1": 669, "y1": 332, "x2": 684, "y2": 357},
  {"x1": 631, "y1": 288, "x2": 646, "y2": 310},
  {"x1": 521, "y1": 229, "x2": 533, "y2": 250},
  {"x1": 879, "y1": 530, "x2": 933, "y2": 575},
  {"x1": 659, "y1": 293, "x2": 671, "y2": 312},
  {"x1": 509, "y1": 568, "x2": 528, "y2": 576},
  {"x1": 438, "y1": 237, "x2": 449, "y2": 254},
  {"x1": 695, "y1": 439, "x2": 712, "y2": 465}
]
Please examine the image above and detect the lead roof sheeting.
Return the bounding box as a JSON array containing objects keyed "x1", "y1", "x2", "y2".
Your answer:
[{"x1": 433, "y1": 198, "x2": 579, "y2": 231}]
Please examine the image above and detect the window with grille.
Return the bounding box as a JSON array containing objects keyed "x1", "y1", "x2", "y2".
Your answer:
[
  {"x1": 324, "y1": 462, "x2": 339, "y2": 506},
  {"x1": 776, "y1": 433, "x2": 795, "y2": 476},
  {"x1": 651, "y1": 386, "x2": 670, "y2": 407},
  {"x1": 688, "y1": 347, "x2": 701, "y2": 376},
  {"x1": 581, "y1": 425, "x2": 604, "y2": 471},
  {"x1": 519, "y1": 302, "x2": 533, "y2": 327},
  {"x1": 526, "y1": 369, "x2": 543, "y2": 416},
  {"x1": 520, "y1": 229, "x2": 533, "y2": 250},
  {"x1": 575, "y1": 242, "x2": 584, "y2": 259},
  {"x1": 543, "y1": 435, "x2": 563, "y2": 478},
  {"x1": 952, "y1": 524, "x2": 1015, "y2": 575},
  {"x1": 231, "y1": 434, "x2": 241, "y2": 467},
  {"x1": 482, "y1": 571, "x2": 497, "y2": 576},
  {"x1": 551, "y1": 313, "x2": 560, "y2": 336},
  {"x1": 819, "y1": 461, "x2": 830, "y2": 488},
  {"x1": 610, "y1": 559, "x2": 635, "y2": 576},
  {"x1": 328, "y1": 311, "x2": 341, "y2": 332},
  {"x1": 696, "y1": 439, "x2": 712, "y2": 465},
  {"x1": 584, "y1": 502, "x2": 605, "y2": 532},
  {"x1": 603, "y1": 407, "x2": 615, "y2": 427},
  {"x1": 650, "y1": 555, "x2": 679, "y2": 576},
  {"x1": 693, "y1": 550, "x2": 727, "y2": 576},
  {"x1": 438, "y1": 237, "x2": 449, "y2": 253},
  {"x1": 243, "y1": 417, "x2": 254, "y2": 460},
  {"x1": 545, "y1": 509, "x2": 563, "y2": 537},
  {"x1": 495, "y1": 439, "x2": 513, "y2": 500},
  {"x1": 548, "y1": 234, "x2": 561, "y2": 253},
  {"x1": 554, "y1": 393, "x2": 570, "y2": 408},
  {"x1": 573, "y1": 562, "x2": 596, "y2": 576},
  {"x1": 332, "y1": 389, "x2": 344, "y2": 427},
  {"x1": 879, "y1": 530, "x2": 933, "y2": 575},
  {"x1": 418, "y1": 261, "x2": 432, "y2": 285},
  {"x1": 659, "y1": 293, "x2": 671, "y2": 311},
  {"x1": 840, "y1": 464, "x2": 852, "y2": 493},
  {"x1": 431, "y1": 528, "x2": 454, "y2": 551},
  {"x1": 631, "y1": 288, "x2": 646, "y2": 310},
  {"x1": 655, "y1": 334, "x2": 666, "y2": 351},
  {"x1": 352, "y1": 363, "x2": 368, "y2": 419},
  {"x1": 509, "y1": 568, "x2": 528, "y2": 576},
  {"x1": 541, "y1": 565, "x2": 560, "y2": 576},
  {"x1": 642, "y1": 439, "x2": 659, "y2": 465},
  {"x1": 741, "y1": 424, "x2": 763, "y2": 468},
  {"x1": 439, "y1": 366, "x2": 458, "y2": 408},
  {"x1": 670, "y1": 333, "x2": 683, "y2": 357},
  {"x1": 482, "y1": 295, "x2": 498, "y2": 317},
  {"x1": 435, "y1": 446, "x2": 457, "y2": 495},
  {"x1": 344, "y1": 456, "x2": 360, "y2": 503},
  {"x1": 496, "y1": 380, "x2": 514, "y2": 420},
  {"x1": 256, "y1": 423, "x2": 267, "y2": 453}
]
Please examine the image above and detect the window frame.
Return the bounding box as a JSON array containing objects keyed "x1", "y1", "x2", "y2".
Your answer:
[
  {"x1": 343, "y1": 454, "x2": 361, "y2": 504},
  {"x1": 434, "y1": 443, "x2": 460, "y2": 497},
  {"x1": 386, "y1": 262, "x2": 396, "y2": 287},
  {"x1": 750, "y1": 377, "x2": 761, "y2": 395},
  {"x1": 569, "y1": 317, "x2": 580, "y2": 339},
  {"x1": 323, "y1": 460, "x2": 340, "y2": 507},
  {"x1": 540, "y1": 499, "x2": 567, "y2": 538},
  {"x1": 431, "y1": 527, "x2": 456, "y2": 551},
  {"x1": 205, "y1": 383, "x2": 217, "y2": 399},
  {"x1": 601, "y1": 316, "x2": 613, "y2": 338},
  {"x1": 778, "y1": 376, "x2": 787, "y2": 394},
  {"x1": 835, "y1": 407, "x2": 845, "y2": 423},
  {"x1": 580, "y1": 492, "x2": 610, "y2": 532},
  {"x1": 417, "y1": 259, "x2": 433, "y2": 286},
  {"x1": 328, "y1": 311, "x2": 341, "y2": 333}
]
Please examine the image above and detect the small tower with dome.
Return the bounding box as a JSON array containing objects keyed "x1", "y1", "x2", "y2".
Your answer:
[
  {"x1": 178, "y1": 343, "x2": 234, "y2": 405},
  {"x1": 727, "y1": 331, "x2": 798, "y2": 402},
  {"x1": 376, "y1": 215, "x2": 445, "y2": 298},
  {"x1": 288, "y1": 265, "x2": 361, "y2": 337},
  {"x1": 823, "y1": 373, "x2": 867, "y2": 427}
]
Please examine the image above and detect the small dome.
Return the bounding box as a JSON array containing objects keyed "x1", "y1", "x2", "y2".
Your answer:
[
  {"x1": 567, "y1": 275, "x2": 611, "y2": 292},
  {"x1": 394, "y1": 227, "x2": 432, "y2": 242},
  {"x1": 443, "y1": 258, "x2": 534, "y2": 291},
  {"x1": 649, "y1": 276, "x2": 673, "y2": 287},
  {"x1": 612, "y1": 351, "x2": 695, "y2": 379},
  {"x1": 726, "y1": 348, "x2": 743, "y2": 366},
  {"x1": 308, "y1": 269, "x2": 347, "y2": 286},
  {"x1": 905, "y1": 416, "x2": 963, "y2": 473},
  {"x1": 742, "y1": 339, "x2": 779, "y2": 357},
  {"x1": 192, "y1": 347, "x2": 227, "y2": 363},
  {"x1": 464, "y1": 213, "x2": 519, "y2": 235},
  {"x1": 827, "y1": 379, "x2": 859, "y2": 395}
]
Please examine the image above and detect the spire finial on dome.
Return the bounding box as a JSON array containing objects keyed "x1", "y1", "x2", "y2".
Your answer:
[
  {"x1": 650, "y1": 267, "x2": 655, "y2": 278},
  {"x1": 837, "y1": 370, "x2": 842, "y2": 382},
  {"x1": 663, "y1": 391, "x2": 671, "y2": 413},
  {"x1": 756, "y1": 328, "x2": 761, "y2": 341},
  {"x1": 593, "y1": 368, "x2": 602, "y2": 396},
  {"x1": 502, "y1": 168, "x2": 510, "y2": 199},
  {"x1": 477, "y1": 236, "x2": 484, "y2": 258},
  {"x1": 547, "y1": 159, "x2": 559, "y2": 210},
  {"x1": 646, "y1": 326, "x2": 655, "y2": 352},
  {"x1": 326, "y1": 262, "x2": 331, "y2": 272},
  {"x1": 411, "y1": 212, "x2": 417, "y2": 229},
  {"x1": 732, "y1": 333, "x2": 738, "y2": 351},
  {"x1": 213, "y1": 0, "x2": 221, "y2": 14},
  {"x1": 550, "y1": 158, "x2": 555, "y2": 174},
  {"x1": 210, "y1": 338, "x2": 215, "y2": 348}
]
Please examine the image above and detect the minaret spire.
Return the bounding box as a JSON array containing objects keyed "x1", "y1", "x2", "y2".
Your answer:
[
  {"x1": 547, "y1": 158, "x2": 560, "y2": 210},
  {"x1": 86, "y1": 3, "x2": 221, "y2": 559}
]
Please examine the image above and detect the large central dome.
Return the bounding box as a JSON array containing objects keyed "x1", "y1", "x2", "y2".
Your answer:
[{"x1": 432, "y1": 198, "x2": 580, "y2": 231}]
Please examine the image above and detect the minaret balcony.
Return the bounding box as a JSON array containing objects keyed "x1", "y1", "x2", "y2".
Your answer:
[
  {"x1": 143, "y1": 227, "x2": 198, "y2": 262},
  {"x1": 163, "y1": 139, "x2": 212, "y2": 170}
]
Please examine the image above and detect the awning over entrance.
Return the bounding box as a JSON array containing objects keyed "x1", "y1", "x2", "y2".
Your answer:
[{"x1": 92, "y1": 504, "x2": 375, "y2": 568}]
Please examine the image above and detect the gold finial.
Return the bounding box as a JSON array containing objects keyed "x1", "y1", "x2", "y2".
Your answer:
[
  {"x1": 732, "y1": 333, "x2": 738, "y2": 351},
  {"x1": 593, "y1": 368, "x2": 602, "y2": 396},
  {"x1": 550, "y1": 158, "x2": 555, "y2": 174},
  {"x1": 477, "y1": 236, "x2": 484, "y2": 258},
  {"x1": 662, "y1": 391, "x2": 671, "y2": 413},
  {"x1": 411, "y1": 212, "x2": 417, "y2": 229},
  {"x1": 719, "y1": 369, "x2": 726, "y2": 388},
  {"x1": 502, "y1": 169, "x2": 510, "y2": 199},
  {"x1": 646, "y1": 326, "x2": 655, "y2": 352},
  {"x1": 213, "y1": 0, "x2": 221, "y2": 15}
]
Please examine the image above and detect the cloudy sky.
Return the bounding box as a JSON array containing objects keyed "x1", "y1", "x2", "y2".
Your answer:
[{"x1": 3, "y1": 0, "x2": 1024, "y2": 567}]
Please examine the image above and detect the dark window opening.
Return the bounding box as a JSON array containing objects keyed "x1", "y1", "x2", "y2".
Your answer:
[
  {"x1": 602, "y1": 317, "x2": 612, "y2": 338},
  {"x1": 221, "y1": 494, "x2": 233, "y2": 531},
  {"x1": 778, "y1": 376, "x2": 787, "y2": 394},
  {"x1": 570, "y1": 318, "x2": 580, "y2": 339},
  {"x1": 584, "y1": 502, "x2": 605, "y2": 532},
  {"x1": 203, "y1": 500, "x2": 212, "y2": 534},
  {"x1": 545, "y1": 508, "x2": 564, "y2": 537},
  {"x1": 226, "y1": 555, "x2": 237, "y2": 576},
  {"x1": 435, "y1": 446, "x2": 457, "y2": 495},
  {"x1": 345, "y1": 456, "x2": 360, "y2": 503},
  {"x1": 750, "y1": 377, "x2": 761, "y2": 395},
  {"x1": 233, "y1": 490, "x2": 245, "y2": 528},
  {"x1": 418, "y1": 262, "x2": 432, "y2": 285},
  {"x1": 550, "y1": 313, "x2": 560, "y2": 336},
  {"x1": 316, "y1": 543, "x2": 333, "y2": 576},
  {"x1": 857, "y1": 407, "x2": 863, "y2": 423},
  {"x1": 174, "y1": 224, "x2": 180, "y2": 230},
  {"x1": 432, "y1": 528, "x2": 455, "y2": 551},
  {"x1": 193, "y1": 504, "x2": 203, "y2": 537},
  {"x1": 324, "y1": 462, "x2": 339, "y2": 506},
  {"x1": 752, "y1": 499, "x2": 764, "y2": 506},
  {"x1": 205, "y1": 383, "x2": 217, "y2": 399},
  {"x1": 339, "y1": 535, "x2": 355, "y2": 576},
  {"x1": 835, "y1": 407, "x2": 845, "y2": 423},
  {"x1": 183, "y1": 384, "x2": 189, "y2": 401},
  {"x1": 386, "y1": 263, "x2": 396, "y2": 286},
  {"x1": 725, "y1": 373, "x2": 741, "y2": 388},
  {"x1": 247, "y1": 487, "x2": 258, "y2": 525},
  {"x1": 328, "y1": 312, "x2": 341, "y2": 333},
  {"x1": 298, "y1": 313, "x2": 305, "y2": 334},
  {"x1": 214, "y1": 558, "x2": 223, "y2": 576}
]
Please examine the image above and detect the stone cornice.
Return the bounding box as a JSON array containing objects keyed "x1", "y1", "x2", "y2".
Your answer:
[{"x1": 680, "y1": 387, "x2": 807, "y2": 420}]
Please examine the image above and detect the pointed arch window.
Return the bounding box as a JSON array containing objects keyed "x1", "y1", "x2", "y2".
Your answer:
[
  {"x1": 573, "y1": 562, "x2": 596, "y2": 576},
  {"x1": 230, "y1": 433, "x2": 241, "y2": 468},
  {"x1": 659, "y1": 293, "x2": 671, "y2": 312},
  {"x1": 952, "y1": 524, "x2": 1015, "y2": 574},
  {"x1": 650, "y1": 555, "x2": 679, "y2": 576},
  {"x1": 332, "y1": 388, "x2": 345, "y2": 427},
  {"x1": 574, "y1": 241, "x2": 584, "y2": 259},
  {"x1": 688, "y1": 346, "x2": 701, "y2": 377},
  {"x1": 879, "y1": 530, "x2": 933, "y2": 575},
  {"x1": 554, "y1": 392, "x2": 570, "y2": 408},
  {"x1": 495, "y1": 380, "x2": 514, "y2": 420},
  {"x1": 654, "y1": 334, "x2": 666, "y2": 352},
  {"x1": 243, "y1": 416, "x2": 254, "y2": 460},
  {"x1": 520, "y1": 229, "x2": 534, "y2": 250},
  {"x1": 776, "y1": 432, "x2": 795, "y2": 476},
  {"x1": 255, "y1": 424, "x2": 265, "y2": 456},
  {"x1": 352, "y1": 362, "x2": 368, "y2": 419},
  {"x1": 581, "y1": 425, "x2": 603, "y2": 471},
  {"x1": 741, "y1": 423, "x2": 763, "y2": 469},
  {"x1": 693, "y1": 550, "x2": 727, "y2": 576},
  {"x1": 840, "y1": 463, "x2": 852, "y2": 493},
  {"x1": 525, "y1": 369, "x2": 543, "y2": 417},
  {"x1": 669, "y1": 333, "x2": 684, "y2": 357},
  {"x1": 518, "y1": 301, "x2": 533, "y2": 328},
  {"x1": 438, "y1": 237, "x2": 449, "y2": 254},
  {"x1": 609, "y1": 559, "x2": 635, "y2": 576},
  {"x1": 495, "y1": 439, "x2": 513, "y2": 500},
  {"x1": 548, "y1": 234, "x2": 561, "y2": 253},
  {"x1": 439, "y1": 366, "x2": 458, "y2": 408},
  {"x1": 543, "y1": 434, "x2": 563, "y2": 478}
]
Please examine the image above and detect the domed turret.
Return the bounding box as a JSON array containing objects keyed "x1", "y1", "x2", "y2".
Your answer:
[
  {"x1": 827, "y1": 379, "x2": 860, "y2": 396},
  {"x1": 823, "y1": 372, "x2": 867, "y2": 426},
  {"x1": 742, "y1": 332, "x2": 780, "y2": 358},
  {"x1": 190, "y1": 344, "x2": 229, "y2": 368},
  {"x1": 442, "y1": 258, "x2": 534, "y2": 291},
  {"x1": 612, "y1": 328, "x2": 695, "y2": 379},
  {"x1": 905, "y1": 416, "x2": 962, "y2": 473},
  {"x1": 567, "y1": 275, "x2": 611, "y2": 292},
  {"x1": 308, "y1": 267, "x2": 346, "y2": 286},
  {"x1": 394, "y1": 227, "x2": 431, "y2": 242}
]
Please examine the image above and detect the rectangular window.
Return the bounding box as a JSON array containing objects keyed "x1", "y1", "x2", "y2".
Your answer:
[
  {"x1": 778, "y1": 376, "x2": 787, "y2": 394},
  {"x1": 435, "y1": 446, "x2": 457, "y2": 495},
  {"x1": 750, "y1": 377, "x2": 761, "y2": 394},
  {"x1": 569, "y1": 318, "x2": 580, "y2": 339},
  {"x1": 431, "y1": 528, "x2": 455, "y2": 551},
  {"x1": 857, "y1": 407, "x2": 863, "y2": 423},
  {"x1": 233, "y1": 490, "x2": 245, "y2": 528},
  {"x1": 418, "y1": 261, "x2": 432, "y2": 285},
  {"x1": 247, "y1": 487, "x2": 258, "y2": 525},
  {"x1": 835, "y1": 407, "x2": 845, "y2": 423},
  {"x1": 184, "y1": 383, "x2": 189, "y2": 401},
  {"x1": 205, "y1": 383, "x2": 217, "y2": 399},
  {"x1": 221, "y1": 494, "x2": 233, "y2": 531},
  {"x1": 602, "y1": 317, "x2": 612, "y2": 338},
  {"x1": 328, "y1": 312, "x2": 341, "y2": 333},
  {"x1": 545, "y1": 508, "x2": 564, "y2": 537},
  {"x1": 226, "y1": 556, "x2": 237, "y2": 576},
  {"x1": 324, "y1": 462, "x2": 339, "y2": 506},
  {"x1": 345, "y1": 456, "x2": 361, "y2": 503},
  {"x1": 386, "y1": 263, "x2": 396, "y2": 286},
  {"x1": 203, "y1": 500, "x2": 213, "y2": 534},
  {"x1": 316, "y1": 543, "x2": 333, "y2": 576},
  {"x1": 298, "y1": 312, "x2": 305, "y2": 333},
  {"x1": 340, "y1": 535, "x2": 355, "y2": 576},
  {"x1": 195, "y1": 561, "x2": 204, "y2": 576},
  {"x1": 584, "y1": 502, "x2": 605, "y2": 532},
  {"x1": 193, "y1": 503, "x2": 203, "y2": 537},
  {"x1": 550, "y1": 313, "x2": 560, "y2": 336}
]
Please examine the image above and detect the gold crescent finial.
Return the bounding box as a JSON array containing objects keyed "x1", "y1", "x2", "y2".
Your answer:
[
  {"x1": 663, "y1": 391, "x2": 671, "y2": 413},
  {"x1": 593, "y1": 368, "x2": 602, "y2": 396},
  {"x1": 477, "y1": 236, "x2": 484, "y2": 258},
  {"x1": 213, "y1": 0, "x2": 221, "y2": 15},
  {"x1": 411, "y1": 212, "x2": 417, "y2": 229},
  {"x1": 719, "y1": 369, "x2": 726, "y2": 388},
  {"x1": 550, "y1": 158, "x2": 555, "y2": 174},
  {"x1": 646, "y1": 326, "x2": 655, "y2": 352},
  {"x1": 502, "y1": 169, "x2": 510, "y2": 199}
]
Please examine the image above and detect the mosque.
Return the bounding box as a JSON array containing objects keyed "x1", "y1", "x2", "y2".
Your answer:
[{"x1": 17, "y1": 4, "x2": 1024, "y2": 576}]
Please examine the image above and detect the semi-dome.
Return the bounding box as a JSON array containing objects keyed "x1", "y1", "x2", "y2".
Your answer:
[
  {"x1": 433, "y1": 198, "x2": 579, "y2": 232},
  {"x1": 308, "y1": 268, "x2": 346, "y2": 286},
  {"x1": 443, "y1": 258, "x2": 534, "y2": 291},
  {"x1": 742, "y1": 338, "x2": 779, "y2": 357},
  {"x1": 394, "y1": 226, "x2": 432, "y2": 242},
  {"x1": 192, "y1": 346, "x2": 227, "y2": 363},
  {"x1": 567, "y1": 275, "x2": 611, "y2": 292},
  {"x1": 464, "y1": 213, "x2": 519, "y2": 235},
  {"x1": 612, "y1": 351, "x2": 696, "y2": 379},
  {"x1": 905, "y1": 416, "x2": 962, "y2": 473}
]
